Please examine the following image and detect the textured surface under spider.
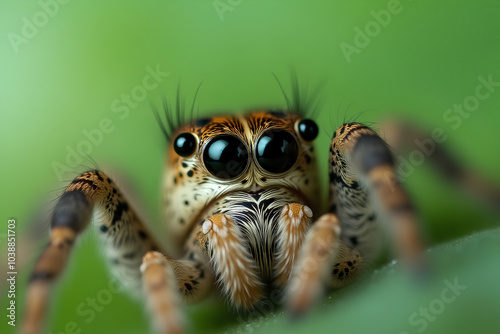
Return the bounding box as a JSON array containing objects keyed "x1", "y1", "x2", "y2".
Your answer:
[{"x1": 23, "y1": 108, "x2": 454, "y2": 334}]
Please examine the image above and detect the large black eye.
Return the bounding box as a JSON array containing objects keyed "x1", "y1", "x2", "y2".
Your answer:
[
  {"x1": 256, "y1": 130, "x2": 298, "y2": 173},
  {"x1": 297, "y1": 119, "x2": 318, "y2": 141},
  {"x1": 203, "y1": 135, "x2": 248, "y2": 179},
  {"x1": 173, "y1": 133, "x2": 197, "y2": 157}
]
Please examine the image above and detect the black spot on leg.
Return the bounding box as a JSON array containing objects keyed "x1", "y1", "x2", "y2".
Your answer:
[
  {"x1": 182, "y1": 162, "x2": 188, "y2": 168},
  {"x1": 184, "y1": 283, "x2": 193, "y2": 291},
  {"x1": 184, "y1": 200, "x2": 189, "y2": 206},
  {"x1": 349, "y1": 236, "x2": 358, "y2": 246},
  {"x1": 333, "y1": 268, "x2": 339, "y2": 275},
  {"x1": 173, "y1": 177, "x2": 177, "y2": 185},
  {"x1": 112, "y1": 201, "x2": 129, "y2": 225},
  {"x1": 29, "y1": 271, "x2": 55, "y2": 283},
  {"x1": 187, "y1": 170, "x2": 194, "y2": 177},
  {"x1": 123, "y1": 252, "x2": 135, "y2": 259},
  {"x1": 70, "y1": 178, "x2": 99, "y2": 191}
]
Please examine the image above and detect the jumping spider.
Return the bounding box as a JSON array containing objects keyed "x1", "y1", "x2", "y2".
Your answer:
[{"x1": 23, "y1": 108, "x2": 436, "y2": 334}]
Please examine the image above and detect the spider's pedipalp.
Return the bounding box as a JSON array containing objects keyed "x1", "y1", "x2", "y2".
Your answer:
[
  {"x1": 201, "y1": 213, "x2": 263, "y2": 308},
  {"x1": 274, "y1": 203, "x2": 312, "y2": 287}
]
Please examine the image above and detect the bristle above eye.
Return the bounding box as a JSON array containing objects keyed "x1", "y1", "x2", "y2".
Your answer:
[
  {"x1": 151, "y1": 81, "x2": 203, "y2": 142},
  {"x1": 271, "y1": 72, "x2": 324, "y2": 120}
]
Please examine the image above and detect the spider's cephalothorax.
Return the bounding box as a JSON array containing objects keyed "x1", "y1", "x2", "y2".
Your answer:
[
  {"x1": 164, "y1": 112, "x2": 320, "y2": 261},
  {"x1": 23, "y1": 109, "x2": 438, "y2": 334}
]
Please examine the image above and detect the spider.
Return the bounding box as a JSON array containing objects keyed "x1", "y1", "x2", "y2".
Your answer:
[{"x1": 23, "y1": 100, "x2": 499, "y2": 334}]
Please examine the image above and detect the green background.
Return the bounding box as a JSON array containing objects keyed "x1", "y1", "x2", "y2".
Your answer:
[{"x1": 1, "y1": 0, "x2": 499, "y2": 333}]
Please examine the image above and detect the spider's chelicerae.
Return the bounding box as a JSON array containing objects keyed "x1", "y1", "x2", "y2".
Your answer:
[{"x1": 26, "y1": 103, "x2": 500, "y2": 334}]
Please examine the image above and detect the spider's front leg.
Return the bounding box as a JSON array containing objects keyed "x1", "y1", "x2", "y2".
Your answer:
[
  {"x1": 22, "y1": 170, "x2": 160, "y2": 334},
  {"x1": 22, "y1": 170, "x2": 213, "y2": 334},
  {"x1": 140, "y1": 244, "x2": 213, "y2": 334},
  {"x1": 338, "y1": 123, "x2": 426, "y2": 269},
  {"x1": 286, "y1": 123, "x2": 426, "y2": 315},
  {"x1": 282, "y1": 209, "x2": 361, "y2": 316}
]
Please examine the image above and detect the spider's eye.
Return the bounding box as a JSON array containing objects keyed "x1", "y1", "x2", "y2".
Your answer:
[
  {"x1": 173, "y1": 133, "x2": 197, "y2": 157},
  {"x1": 256, "y1": 129, "x2": 298, "y2": 173},
  {"x1": 203, "y1": 135, "x2": 249, "y2": 179},
  {"x1": 297, "y1": 119, "x2": 318, "y2": 141}
]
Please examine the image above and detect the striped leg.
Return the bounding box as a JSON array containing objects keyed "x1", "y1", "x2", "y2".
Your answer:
[
  {"x1": 22, "y1": 170, "x2": 161, "y2": 334},
  {"x1": 199, "y1": 213, "x2": 263, "y2": 308},
  {"x1": 381, "y1": 119, "x2": 500, "y2": 215},
  {"x1": 329, "y1": 123, "x2": 426, "y2": 272},
  {"x1": 141, "y1": 252, "x2": 183, "y2": 334},
  {"x1": 286, "y1": 213, "x2": 342, "y2": 316},
  {"x1": 140, "y1": 247, "x2": 213, "y2": 334}
]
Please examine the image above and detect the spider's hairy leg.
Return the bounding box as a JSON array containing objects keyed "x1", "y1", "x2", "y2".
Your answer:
[
  {"x1": 198, "y1": 213, "x2": 263, "y2": 309},
  {"x1": 380, "y1": 119, "x2": 500, "y2": 215},
  {"x1": 141, "y1": 246, "x2": 213, "y2": 334},
  {"x1": 22, "y1": 170, "x2": 160, "y2": 334},
  {"x1": 274, "y1": 203, "x2": 312, "y2": 287},
  {"x1": 331, "y1": 123, "x2": 426, "y2": 272},
  {"x1": 141, "y1": 252, "x2": 183, "y2": 334},
  {"x1": 285, "y1": 213, "x2": 342, "y2": 316}
]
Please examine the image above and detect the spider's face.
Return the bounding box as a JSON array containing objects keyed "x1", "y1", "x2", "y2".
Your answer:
[{"x1": 163, "y1": 110, "x2": 321, "y2": 246}]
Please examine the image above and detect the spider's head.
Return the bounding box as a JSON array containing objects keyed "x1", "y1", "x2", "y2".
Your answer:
[{"x1": 163, "y1": 110, "x2": 321, "y2": 245}]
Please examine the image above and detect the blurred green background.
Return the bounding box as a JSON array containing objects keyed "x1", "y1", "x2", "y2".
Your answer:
[{"x1": 1, "y1": 0, "x2": 499, "y2": 333}]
